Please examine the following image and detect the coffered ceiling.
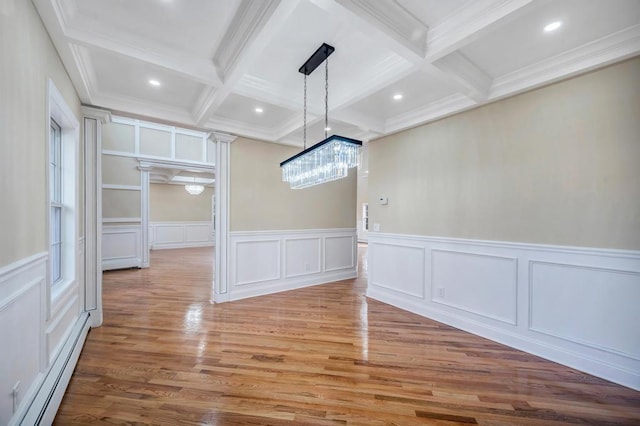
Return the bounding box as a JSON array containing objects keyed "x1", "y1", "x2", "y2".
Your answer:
[{"x1": 34, "y1": 0, "x2": 640, "y2": 146}]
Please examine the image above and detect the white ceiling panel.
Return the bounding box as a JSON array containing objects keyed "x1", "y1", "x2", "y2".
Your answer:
[
  {"x1": 67, "y1": 0, "x2": 239, "y2": 58},
  {"x1": 216, "y1": 93, "x2": 295, "y2": 128},
  {"x1": 460, "y1": 0, "x2": 640, "y2": 78},
  {"x1": 33, "y1": 0, "x2": 640, "y2": 143},
  {"x1": 347, "y1": 70, "x2": 460, "y2": 122},
  {"x1": 88, "y1": 48, "x2": 205, "y2": 111}
]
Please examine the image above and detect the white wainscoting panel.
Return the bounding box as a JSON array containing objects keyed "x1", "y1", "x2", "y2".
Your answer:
[
  {"x1": 229, "y1": 229, "x2": 357, "y2": 301},
  {"x1": 324, "y1": 235, "x2": 356, "y2": 272},
  {"x1": 366, "y1": 232, "x2": 640, "y2": 391},
  {"x1": 432, "y1": 250, "x2": 517, "y2": 325},
  {"x1": 285, "y1": 238, "x2": 321, "y2": 278},
  {"x1": 0, "y1": 253, "x2": 45, "y2": 426},
  {"x1": 150, "y1": 221, "x2": 214, "y2": 250},
  {"x1": 102, "y1": 224, "x2": 141, "y2": 270},
  {"x1": 0, "y1": 251, "x2": 88, "y2": 425},
  {"x1": 530, "y1": 261, "x2": 640, "y2": 360},
  {"x1": 236, "y1": 240, "x2": 281, "y2": 286},
  {"x1": 369, "y1": 242, "x2": 425, "y2": 299}
]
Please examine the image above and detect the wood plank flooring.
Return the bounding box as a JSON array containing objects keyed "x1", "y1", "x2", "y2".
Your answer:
[{"x1": 55, "y1": 246, "x2": 640, "y2": 425}]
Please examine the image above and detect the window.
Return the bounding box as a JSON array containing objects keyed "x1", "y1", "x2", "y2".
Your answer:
[
  {"x1": 47, "y1": 79, "x2": 79, "y2": 293},
  {"x1": 50, "y1": 119, "x2": 63, "y2": 284},
  {"x1": 362, "y1": 203, "x2": 368, "y2": 231}
]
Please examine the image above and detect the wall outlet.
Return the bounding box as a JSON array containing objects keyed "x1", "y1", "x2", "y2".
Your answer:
[
  {"x1": 373, "y1": 223, "x2": 381, "y2": 232},
  {"x1": 304, "y1": 262, "x2": 310, "y2": 271},
  {"x1": 438, "y1": 288, "x2": 445, "y2": 298}
]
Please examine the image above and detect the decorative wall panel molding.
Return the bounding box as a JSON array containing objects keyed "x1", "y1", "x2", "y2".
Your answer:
[
  {"x1": 0, "y1": 252, "x2": 88, "y2": 425},
  {"x1": 149, "y1": 221, "x2": 214, "y2": 250},
  {"x1": 102, "y1": 224, "x2": 142, "y2": 270},
  {"x1": 367, "y1": 232, "x2": 640, "y2": 391},
  {"x1": 431, "y1": 249, "x2": 517, "y2": 325},
  {"x1": 0, "y1": 253, "x2": 46, "y2": 425},
  {"x1": 229, "y1": 229, "x2": 357, "y2": 301}
]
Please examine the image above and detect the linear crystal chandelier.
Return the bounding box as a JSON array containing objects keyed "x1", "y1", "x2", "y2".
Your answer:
[{"x1": 280, "y1": 43, "x2": 362, "y2": 189}]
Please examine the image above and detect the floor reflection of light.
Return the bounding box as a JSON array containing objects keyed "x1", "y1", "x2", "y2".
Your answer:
[
  {"x1": 360, "y1": 298, "x2": 369, "y2": 361},
  {"x1": 184, "y1": 303, "x2": 202, "y2": 333},
  {"x1": 197, "y1": 335, "x2": 207, "y2": 360}
]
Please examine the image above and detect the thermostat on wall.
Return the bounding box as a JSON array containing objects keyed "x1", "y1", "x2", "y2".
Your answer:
[{"x1": 378, "y1": 197, "x2": 388, "y2": 205}]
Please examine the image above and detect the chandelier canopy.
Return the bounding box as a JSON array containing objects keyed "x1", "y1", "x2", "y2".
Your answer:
[{"x1": 280, "y1": 43, "x2": 361, "y2": 189}]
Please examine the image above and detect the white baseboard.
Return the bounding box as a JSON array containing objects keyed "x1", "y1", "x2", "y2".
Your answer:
[
  {"x1": 17, "y1": 313, "x2": 90, "y2": 425},
  {"x1": 227, "y1": 229, "x2": 357, "y2": 302},
  {"x1": 367, "y1": 232, "x2": 640, "y2": 391}
]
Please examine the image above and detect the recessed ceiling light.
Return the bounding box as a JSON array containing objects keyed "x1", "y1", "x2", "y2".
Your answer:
[
  {"x1": 544, "y1": 21, "x2": 562, "y2": 32},
  {"x1": 149, "y1": 79, "x2": 160, "y2": 87},
  {"x1": 393, "y1": 93, "x2": 403, "y2": 100},
  {"x1": 324, "y1": 126, "x2": 331, "y2": 132},
  {"x1": 255, "y1": 107, "x2": 264, "y2": 113}
]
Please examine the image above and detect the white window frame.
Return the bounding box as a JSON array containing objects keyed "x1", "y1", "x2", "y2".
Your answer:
[
  {"x1": 50, "y1": 118, "x2": 63, "y2": 284},
  {"x1": 47, "y1": 80, "x2": 79, "y2": 310}
]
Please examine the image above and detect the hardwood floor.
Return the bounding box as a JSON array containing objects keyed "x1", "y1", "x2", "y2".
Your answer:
[{"x1": 55, "y1": 246, "x2": 640, "y2": 425}]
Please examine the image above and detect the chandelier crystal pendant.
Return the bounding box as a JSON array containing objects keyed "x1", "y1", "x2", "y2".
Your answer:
[{"x1": 280, "y1": 43, "x2": 361, "y2": 190}]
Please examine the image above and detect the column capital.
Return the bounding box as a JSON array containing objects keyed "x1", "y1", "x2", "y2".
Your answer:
[
  {"x1": 82, "y1": 106, "x2": 112, "y2": 124},
  {"x1": 210, "y1": 132, "x2": 237, "y2": 144}
]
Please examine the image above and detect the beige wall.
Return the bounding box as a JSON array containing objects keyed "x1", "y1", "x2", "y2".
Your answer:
[
  {"x1": 369, "y1": 58, "x2": 640, "y2": 250},
  {"x1": 150, "y1": 183, "x2": 213, "y2": 222},
  {"x1": 0, "y1": 1, "x2": 81, "y2": 266},
  {"x1": 230, "y1": 137, "x2": 356, "y2": 231}
]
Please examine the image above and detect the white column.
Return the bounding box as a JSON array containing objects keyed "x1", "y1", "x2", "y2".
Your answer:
[
  {"x1": 81, "y1": 106, "x2": 111, "y2": 328},
  {"x1": 212, "y1": 132, "x2": 236, "y2": 303},
  {"x1": 138, "y1": 164, "x2": 153, "y2": 268}
]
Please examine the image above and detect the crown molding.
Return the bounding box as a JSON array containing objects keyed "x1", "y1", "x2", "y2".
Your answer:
[
  {"x1": 384, "y1": 94, "x2": 476, "y2": 135},
  {"x1": 433, "y1": 51, "x2": 492, "y2": 102},
  {"x1": 91, "y1": 91, "x2": 196, "y2": 127},
  {"x1": 205, "y1": 116, "x2": 276, "y2": 142},
  {"x1": 332, "y1": 53, "x2": 414, "y2": 111},
  {"x1": 334, "y1": 0, "x2": 428, "y2": 58},
  {"x1": 331, "y1": 108, "x2": 385, "y2": 135},
  {"x1": 235, "y1": 74, "x2": 302, "y2": 112},
  {"x1": 490, "y1": 24, "x2": 640, "y2": 100},
  {"x1": 33, "y1": 0, "x2": 92, "y2": 101}
]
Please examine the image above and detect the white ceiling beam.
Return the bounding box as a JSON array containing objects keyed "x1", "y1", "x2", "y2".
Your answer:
[
  {"x1": 333, "y1": 0, "x2": 428, "y2": 59},
  {"x1": 195, "y1": 0, "x2": 299, "y2": 125},
  {"x1": 426, "y1": 0, "x2": 535, "y2": 62},
  {"x1": 308, "y1": 0, "x2": 425, "y2": 65},
  {"x1": 432, "y1": 51, "x2": 492, "y2": 103}
]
